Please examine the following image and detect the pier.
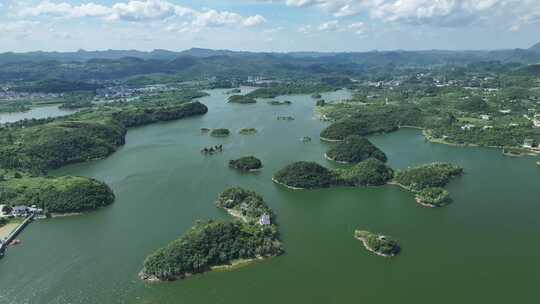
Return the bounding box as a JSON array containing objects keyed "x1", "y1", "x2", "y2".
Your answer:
[{"x1": 0, "y1": 214, "x2": 34, "y2": 258}]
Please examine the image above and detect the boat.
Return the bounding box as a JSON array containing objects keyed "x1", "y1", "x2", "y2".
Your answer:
[{"x1": 536, "y1": 161, "x2": 540, "y2": 167}]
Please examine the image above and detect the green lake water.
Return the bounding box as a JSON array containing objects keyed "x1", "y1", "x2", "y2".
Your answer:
[{"x1": 1, "y1": 89, "x2": 539, "y2": 303}]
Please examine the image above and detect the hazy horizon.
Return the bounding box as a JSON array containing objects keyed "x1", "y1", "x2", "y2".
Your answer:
[{"x1": 1, "y1": 0, "x2": 540, "y2": 53}]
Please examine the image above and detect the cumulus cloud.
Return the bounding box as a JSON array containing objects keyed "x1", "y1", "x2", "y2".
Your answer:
[
  {"x1": 280, "y1": 0, "x2": 540, "y2": 29},
  {"x1": 318, "y1": 20, "x2": 339, "y2": 31},
  {"x1": 16, "y1": 0, "x2": 266, "y2": 30}
]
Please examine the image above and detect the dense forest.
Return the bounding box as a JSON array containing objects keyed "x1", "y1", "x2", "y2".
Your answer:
[
  {"x1": 142, "y1": 188, "x2": 282, "y2": 281},
  {"x1": 326, "y1": 135, "x2": 387, "y2": 163},
  {"x1": 0, "y1": 176, "x2": 114, "y2": 213},
  {"x1": 394, "y1": 163, "x2": 464, "y2": 192},
  {"x1": 228, "y1": 156, "x2": 263, "y2": 171}
]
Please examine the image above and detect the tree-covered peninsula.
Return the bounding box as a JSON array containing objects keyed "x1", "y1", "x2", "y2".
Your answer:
[
  {"x1": 338, "y1": 158, "x2": 394, "y2": 186},
  {"x1": 0, "y1": 175, "x2": 114, "y2": 214},
  {"x1": 273, "y1": 159, "x2": 394, "y2": 189},
  {"x1": 393, "y1": 163, "x2": 463, "y2": 192},
  {"x1": 140, "y1": 188, "x2": 282, "y2": 282},
  {"x1": 228, "y1": 156, "x2": 262, "y2": 171},
  {"x1": 326, "y1": 135, "x2": 387, "y2": 164},
  {"x1": 273, "y1": 161, "x2": 339, "y2": 189},
  {"x1": 0, "y1": 101, "x2": 208, "y2": 173},
  {"x1": 354, "y1": 230, "x2": 401, "y2": 257}
]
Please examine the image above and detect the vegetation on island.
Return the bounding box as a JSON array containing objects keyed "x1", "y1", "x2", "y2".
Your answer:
[
  {"x1": 273, "y1": 161, "x2": 339, "y2": 189},
  {"x1": 393, "y1": 163, "x2": 463, "y2": 192},
  {"x1": 228, "y1": 156, "x2": 262, "y2": 171},
  {"x1": 415, "y1": 187, "x2": 451, "y2": 207},
  {"x1": 326, "y1": 135, "x2": 387, "y2": 163},
  {"x1": 274, "y1": 159, "x2": 394, "y2": 189},
  {"x1": 238, "y1": 128, "x2": 257, "y2": 135},
  {"x1": 338, "y1": 159, "x2": 394, "y2": 186},
  {"x1": 228, "y1": 95, "x2": 256, "y2": 104},
  {"x1": 141, "y1": 220, "x2": 283, "y2": 281},
  {"x1": 267, "y1": 100, "x2": 292, "y2": 106},
  {"x1": 216, "y1": 187, "x2": 273, "y2": 223},
  {"x1": 320, "y1": 105, "x2": 424, "y2": 141},
  {"x1": 0, "y1": 176, "x2": 114, "y2": 213},
  {"x1": 354, "y1": 230, "x2": 400, "y2": 257},
  {"x1": 210, "y1": 128, "x2": 231, "y2": 137},
  {"x1": 141, "y1": 188, "x2": 282, "y2": 281}
]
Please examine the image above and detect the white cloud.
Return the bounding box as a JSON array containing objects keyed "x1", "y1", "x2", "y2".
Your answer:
[
  {"x1": 318, "y1": 20, "x2": 339, "y2": 31},
  {"x1": 15, "y1": 0, "x2": 266, "y2": 30},
  {"x1": 280, "y1": 0, "x2": 540, "y2": 29}
]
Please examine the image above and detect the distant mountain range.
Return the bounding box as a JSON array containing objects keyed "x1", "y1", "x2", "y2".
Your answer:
[
  {"x1": 1, "y1": 42, "x2": 540, "y2": 64},
  {"x1": 1, "y1": 43, "x2": 539, "y2": 83}
]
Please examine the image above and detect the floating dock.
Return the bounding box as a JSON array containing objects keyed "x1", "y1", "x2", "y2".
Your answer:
[{"x1": 0, "y1": 214, "x2": 34, "y2": 258}]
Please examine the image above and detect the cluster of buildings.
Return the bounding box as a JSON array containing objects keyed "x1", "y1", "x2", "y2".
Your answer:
[{"x1": 0, "y1": 204, "x2": 43, "y2": 219}]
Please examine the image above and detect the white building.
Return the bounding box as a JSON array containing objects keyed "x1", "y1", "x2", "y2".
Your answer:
[{"x1": 259, "y1": 214, "x2": 271, "y2": 226}]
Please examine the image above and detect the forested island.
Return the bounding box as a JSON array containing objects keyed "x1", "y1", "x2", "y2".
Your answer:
[
  {"x1": 267, "y1": 100, "x2": 292, "y2": 106},
  {"x1": 325, "y1": 135, "x2": 387, "y2": 164},
  {"x1": 210, "y1": 128, "x2": 231, "y2": 137},
  {"x1": 239, "y1": 128, "x2": 257, "y2": 135},
  {"x1": 392, "y1": 163, "x2": 463, "y2": 207},
  {"x1": 228, "y1": 95, "x2": 256, "y2": 104},
  {"x1": 354, "y1": 230, "x2": 401, "y2": 257},
  {"x1": 229, "y1": 156, "x2": 263, "y2": 172},
  {"x1": 273, "y1": 159, "x2": 460, "y2": 206},
  {"x1": 140, "y1": 188, "x2": 282, "y2": 282},
  {"x1": 273, "y1": 159, "x2": 394, "y2": 189}
]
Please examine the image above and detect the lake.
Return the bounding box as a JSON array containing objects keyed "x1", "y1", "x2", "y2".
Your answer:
[{"x1": 0, "y1": 88, "x2": 539, "y2": 304}]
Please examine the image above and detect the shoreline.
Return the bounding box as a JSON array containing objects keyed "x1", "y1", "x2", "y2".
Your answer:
[
  {"x1": 320, "y1": 136, "x2": 343, "y2": 143},
  {"x1": 354, "y1": 236, "x2": 396, "y2": 258},
  {"x1": 323, "y1": 153, "x2": 351, "y2": 164},
  {"x1": 139, "y1": 257, "x2": 266, "y2": 282},
  {"x1": 271, "y1": 177, "x2": 305, "y2": 190}
]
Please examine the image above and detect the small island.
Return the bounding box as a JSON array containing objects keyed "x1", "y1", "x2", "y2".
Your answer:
[
  {"x1": 273, "y1": 161, "x2": 339, "y2": 189},
  {"x1": 228, "y1": 156, "x2": 263, "y2": 172},
  {"x1": 239, "y1": 128, "x2": 257, "y2": 135},
  {"x1": 140, "y1": 188, "x2": 282, "y2": 282},
  {"x1": 415, "y1": 187, "x2": 451, "y2": 207},
  {"x1": 210, "y1": 128, "x2": 231, "y2": 137},
  {"x1": 267, "y1": 100, "x2": 292, "y2": 106},
  {"x1": 200, "y1": 128, "x2": 211, "y2": 133},
  {"x1": 354, "y1": 230, "x2": 400, "y2": 257},
  {"x1": 228, "y1": 95, "x2": 256, "y2": 104},
  {"x1": 325, "y1": 135, "x2": 387, "y2": 164}
]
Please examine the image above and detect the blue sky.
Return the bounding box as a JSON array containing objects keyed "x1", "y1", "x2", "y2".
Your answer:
[{"x1": 1, "y1": 0, "x2": 540, "y2": 52}]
